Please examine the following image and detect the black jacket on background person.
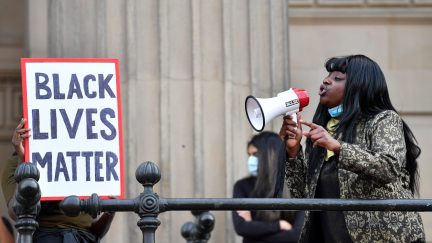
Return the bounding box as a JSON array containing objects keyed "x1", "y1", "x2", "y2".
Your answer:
[{"x1": 232, "y1": 176, "x2": 304, "y2": 243}]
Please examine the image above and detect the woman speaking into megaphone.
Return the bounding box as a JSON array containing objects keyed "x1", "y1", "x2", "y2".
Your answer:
[{"x1": 278, "y1": 55, "x2": 424, "y2": 243}]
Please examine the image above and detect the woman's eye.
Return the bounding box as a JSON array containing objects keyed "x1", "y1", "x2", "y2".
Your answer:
[{"x1": 334, "y1": 77, "x2": 342, "y2": 81}]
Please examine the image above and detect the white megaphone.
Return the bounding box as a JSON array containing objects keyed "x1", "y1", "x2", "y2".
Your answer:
[{"x1": 245, "y1": 88, "x2": 309, "y2": 132}]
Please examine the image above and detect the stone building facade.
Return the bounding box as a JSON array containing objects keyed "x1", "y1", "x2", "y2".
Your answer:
[{"x1": 0, "y1": 0, "x2": 431, "y2": 242}]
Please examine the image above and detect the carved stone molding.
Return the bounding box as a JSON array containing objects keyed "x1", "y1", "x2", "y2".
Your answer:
[
  {"x1": 288, "y1": 0, "x2": 432, "y2": 18},
  {"x1": 288, "y1": 7, "x2": 432, "y2": 19},
  {"x1": 289, "y1": 0, "x2": 432, "y2": 5}
]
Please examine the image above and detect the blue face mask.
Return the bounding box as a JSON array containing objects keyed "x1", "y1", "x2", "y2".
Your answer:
[
  {"x1": 328, "y1": 104, "x2": 343, "y2": 118},
  {"x1": 247, "y1": 155, "x2": 259, "y2": 176}
]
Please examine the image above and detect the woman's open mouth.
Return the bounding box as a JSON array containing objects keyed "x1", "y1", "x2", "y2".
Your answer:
[{"x1": 319, "y1": 84, "x2": 327, "y2": 96}]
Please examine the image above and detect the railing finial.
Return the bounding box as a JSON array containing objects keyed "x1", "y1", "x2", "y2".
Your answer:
[
  {"x1": 136, "y1": 161, "x2": 161, "y2": 243},
  {"x1": 135, "y1": 161, "x2": 161, "y2": 188},
  {"x1": 13, "y1": 162, "x2": 41, "y2": 243},
  {"x1": 181, "y1": 211, "x2": 215, "y2": 243}
]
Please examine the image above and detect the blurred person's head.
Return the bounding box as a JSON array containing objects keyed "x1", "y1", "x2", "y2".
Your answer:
[
  {"x1": 247, "y1": 131, "x2": 293, "y2": 222},
  {"x1": 247, "y1": 131, "x2": 283, "y2": 198}
]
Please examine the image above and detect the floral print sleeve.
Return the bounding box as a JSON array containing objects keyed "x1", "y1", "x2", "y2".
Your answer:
[
  {"x1": 285, "y1": 147, "x2": 308, "y2": 198},
  {"x1": 338, "y1": 110, "x2": 406, "y2": 185},
  {"x1": 287, "y1": 110, "x2": 425, "y2": 243}
]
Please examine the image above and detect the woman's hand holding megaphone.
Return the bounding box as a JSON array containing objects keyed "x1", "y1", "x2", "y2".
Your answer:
[
  {"x1": 279, "y1": 113, "x2": 303, "y2": 158},
  {"x1": 280, "y1": 114, "x2": 341, "y2": 157}
]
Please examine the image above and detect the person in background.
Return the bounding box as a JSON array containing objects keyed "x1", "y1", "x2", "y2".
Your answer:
[
  {"x1": 279, "y1": 54, "x2": 425, "y2": 242},
  {"x1": 0, "y1": 216, "x2": 14, "y2": 243},
  {"x1": 2, "y1": 118, "x2": 115, "y2": 243},
  {"x1": 232, "y1": 131, "x2": 304, "y2": 243}
]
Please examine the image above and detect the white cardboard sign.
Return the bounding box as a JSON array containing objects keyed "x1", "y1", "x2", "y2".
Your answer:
[{"x1": 21, "y1": 58, "x2": 125, "y2": 200}]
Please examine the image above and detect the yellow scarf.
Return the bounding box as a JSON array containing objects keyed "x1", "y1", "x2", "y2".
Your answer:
[{"x1": 324, "y1": 118, "x2": 340, "y2": 161}]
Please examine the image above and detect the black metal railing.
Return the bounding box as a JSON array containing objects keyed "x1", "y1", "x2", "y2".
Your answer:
[
  {"x1": 181, "y1": 211, "x2": 215, "y2": 243},
  {"x1": 12, "y1": 162, "x2": 41, "y2": 243},
  {"x1": 13, "y1": 161, "x2": 432, "y2": 243}
]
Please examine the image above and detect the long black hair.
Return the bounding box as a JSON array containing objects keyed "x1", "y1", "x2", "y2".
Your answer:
[
  {"x1": 249, "y1": 131, "x2": 283, "y2": 199},
  {"x1": 306, "y1": 54, "x2": 421, "y2": 195},
  {"x1": 249, "y1": 131, "x2": 295, "y2": 222}
]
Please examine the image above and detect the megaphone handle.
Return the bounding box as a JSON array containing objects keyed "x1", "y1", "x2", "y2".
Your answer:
[{"x1": 288, "y1": 112, "x2": 297, "y2": 124}]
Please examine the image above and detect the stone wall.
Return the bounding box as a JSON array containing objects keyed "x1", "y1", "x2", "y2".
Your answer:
[{"x1": 0, "y1": 0, "x2": 431, "y2": 242}]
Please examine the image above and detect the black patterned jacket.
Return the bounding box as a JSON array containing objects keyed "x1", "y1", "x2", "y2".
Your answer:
[{"x1": 285, "y1": 110, "x2": 425, "y2": 243}]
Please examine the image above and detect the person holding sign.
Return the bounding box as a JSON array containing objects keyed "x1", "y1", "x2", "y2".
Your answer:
[
  {"x1": 2, "y1": 118, "x2": 115, "y2": 243},
  {"x1": 0, "y1": 217, "x2": 14, "y2": 243},
  {"x1": 279, "y1": 55, "x2": 425, "y2": 242}
]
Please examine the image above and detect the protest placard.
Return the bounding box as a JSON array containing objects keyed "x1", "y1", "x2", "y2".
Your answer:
[{"x1": 21, "y1": 58, "x2": 124, "y2": 200}]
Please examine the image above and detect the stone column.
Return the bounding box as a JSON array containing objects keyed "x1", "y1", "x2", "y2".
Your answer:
[{"x1": 26, "y1": 0, "x2": 290, "y2": 242}]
